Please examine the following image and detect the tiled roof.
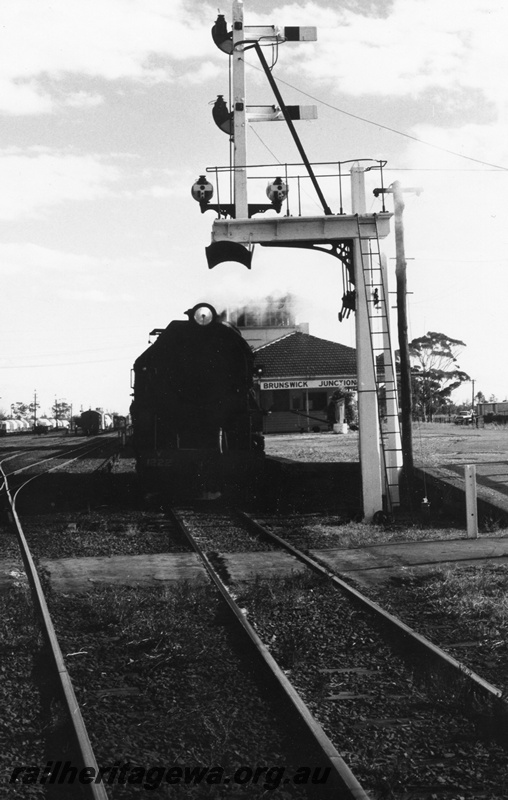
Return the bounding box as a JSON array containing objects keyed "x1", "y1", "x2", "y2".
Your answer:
[{"x1": 253, "y1": 331, "x2": 356, "y2": 378}]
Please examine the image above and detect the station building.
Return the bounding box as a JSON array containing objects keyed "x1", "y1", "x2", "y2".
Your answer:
[
  {"x1": 253, "y1": 332, "x2": 357, "y2": 433},
  {"x1": 229, "y1": 301, "x2": 357, "y2": 434}
]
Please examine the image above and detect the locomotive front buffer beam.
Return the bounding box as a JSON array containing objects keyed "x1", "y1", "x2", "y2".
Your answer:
[{"x1": 205, "y1": 212, "x2": 392, "y2": 269}]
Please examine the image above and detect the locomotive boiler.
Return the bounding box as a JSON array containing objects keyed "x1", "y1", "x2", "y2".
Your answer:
[{"x1": 130, "y1": 303, "x2": 264, "y2": 500}]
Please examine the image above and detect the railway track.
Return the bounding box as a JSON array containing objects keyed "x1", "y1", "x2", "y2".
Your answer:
[
  {"x1": 4, "y1": 432, "x2": 508, "y2": 797},
  {"x1": 171, "y1": 504, "x2": 508, "y2": 799},
  {"x1": 1, "y1": 435, "x2": 123, "y2": 523},
  {"x1": 170, "y1": 505, "x2": 367, "y2": 800},
  {"x1": 0, "y1": 443, "x2": 114, "y2": 799},
  {"x1": 1, "y1": 450, "x2": 333, "y2": 798},
  {"x1": 1, "y1": 432, "x2": 118, "y2": 484}
]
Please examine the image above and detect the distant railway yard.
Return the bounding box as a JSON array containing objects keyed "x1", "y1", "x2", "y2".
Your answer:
[{"x1": 2, "y1": 425, "x2": 508, "y2": 798}]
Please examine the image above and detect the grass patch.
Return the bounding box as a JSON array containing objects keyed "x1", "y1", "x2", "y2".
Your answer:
[
  {"x1": 414, "y1": 565, "x2": 508, "y2": 628},
  {"x1": 370, "y1": 564, "x2": 508, "y2": 700},
  {"x1": 258, "y1": 512, "x2": 470, "y2": 550}
]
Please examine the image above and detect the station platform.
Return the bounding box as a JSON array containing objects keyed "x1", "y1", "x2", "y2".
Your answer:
[
  {"x1": 313, "y1": 535, "x2": 508, "y2": 586},
  {"x1": 416, "y1": 462, "x2": 508, "y2": 529}
]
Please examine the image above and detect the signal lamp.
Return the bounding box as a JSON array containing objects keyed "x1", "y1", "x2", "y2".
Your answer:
[
  {"x1": 191, "y1": 176, "x2": 214, "y2": 204},
  {"x1": 211, "y1": 14, "x2": 233, "y2": 54},
  {"x1": 212, "y1": 95, "x2": 233, "y2": 136},
  {"x1": 266, "y1": 177, "x2": 288, "y2": 211}
]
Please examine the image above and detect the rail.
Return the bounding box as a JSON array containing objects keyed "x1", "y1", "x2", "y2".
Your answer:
[
  {"x1": 168, "y1": 506, "x2": 371, "y2": 800},
  {"x1": 238, "y1": 510, "x2": 508, "y2": 723},
  {"x1": 0, "y1": 455, "x2": 110, "y2": 800}
]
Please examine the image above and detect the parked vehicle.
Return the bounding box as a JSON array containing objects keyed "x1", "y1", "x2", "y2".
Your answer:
[
  {"x1": 77, "y1": 409, "x2": 112, "y2": 435},
  {"x1": 34, "y1": 419, "x2": 54, "y2": 434},
  {"x1": 454, "y1": 411, "x2": 474, "y2": 425}
]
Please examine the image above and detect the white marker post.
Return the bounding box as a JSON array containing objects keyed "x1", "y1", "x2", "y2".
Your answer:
[{"x1": 464, "y1": 464, "x2": 478, "y2": 538}]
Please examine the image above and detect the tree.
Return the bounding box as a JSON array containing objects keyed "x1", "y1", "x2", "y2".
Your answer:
[
  {"x1": 52, "y1": 400, "x2": 72, "y2": 421},
  {"x1": 11, "y1": 400, "x2": 39, "y2": 421},
  {"x1": 408, "y1": 332, "x2": 470, "y2": 421},
  {"x1": 11, "y1": 401, "x2": 34, "y2": 419}
]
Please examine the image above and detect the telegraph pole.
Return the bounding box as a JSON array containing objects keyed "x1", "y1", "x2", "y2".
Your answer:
[
  {"x1": 393, "y1": 182, "x2": 414, "y2": 499},
  {"x1": 374, "y1": 181, "x2": 421, "y2": 506}
]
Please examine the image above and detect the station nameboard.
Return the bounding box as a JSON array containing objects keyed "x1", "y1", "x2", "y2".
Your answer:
[{"x1": 259, "y1": 378, "x2": 357, "y2": 391}]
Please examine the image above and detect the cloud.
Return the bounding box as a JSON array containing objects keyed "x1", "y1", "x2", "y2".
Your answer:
[
  {"x1": 64, "y1": 91, "x2": 104, "y2": 109},
  {"x1": 0, "y1": 78, "x2": 55, "y2": 115},
  {"x1": 0, "y1": 149, "x2": 121, "y2": 219},
  {"x1": 0, "y1": 0, "x2": 219, "y2": 114},
  {"x1": 0, "y1": 241, "x2": 109, "y2": 273},
  {"x1": 2, "y1": 0, "x2": 505, "y2": 120},
  {"x1": 177, "y1": 61, "x2": 222, "y2": 85},
  {"x1": 0, "y1": 80, "x2": 104, "y2": 115},
  {"x1": 0, "y1": 241, "x2": 167, "y2": 284},
  {"x1": 140, "y1": 185, "x2": 178, "y2": 198},
  {"x1": 57, "y1": 288, "x2": 110, "y2": 303},
  {"x1": 263, "y1": 1, "x2": 508, "y2": 109},
  {"x1": 397, "y1": 122, "x2": 508, "y2": 277}
]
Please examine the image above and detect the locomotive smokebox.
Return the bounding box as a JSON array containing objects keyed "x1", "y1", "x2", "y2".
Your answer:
[{"x1": 130, "y1": 300, "x2": 264, "y2": 504}]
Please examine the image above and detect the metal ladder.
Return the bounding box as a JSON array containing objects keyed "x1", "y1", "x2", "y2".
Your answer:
[{"x1": 356, "y1": 215, "x2": 403, "y2": 511}]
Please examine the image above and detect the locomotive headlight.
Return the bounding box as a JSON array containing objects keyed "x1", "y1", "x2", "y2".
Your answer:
[
  {"x1": 194, "y1": 307, "x2": 214, "y2": 326},
  {"x1": 191, "y1": 176, "x2": 214, "y2": 204},
  {"x1": 186, "y1": 303, "x2": 217, "y2": 326},
  {"x1": 266, "y1": 177, "x2": 288, "y2": 204}
]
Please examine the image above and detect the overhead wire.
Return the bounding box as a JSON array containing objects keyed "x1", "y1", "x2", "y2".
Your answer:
[
  {"x1": 0, "y1": 357, "x2": 133, "y2": 369},
  {"x1": 0, "y1": 344, "x2": 143, "y2": 360},
  {"x1": 248, "y1": 124, "x2": 282, "y2": 164},
  {"x1": 247, "y1": 63, "x2": 508, "y2": 172},
  {"x1": 248, "y1": 123, "x2": 324, "y2": 213}
]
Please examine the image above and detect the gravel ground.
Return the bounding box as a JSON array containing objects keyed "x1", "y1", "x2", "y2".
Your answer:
[
  {"x1": 257, "y1": 423, "x2": 508, "y2": 545},
  {"x1": 239, "y1": 572, "x2": 508, "y2": 800},
  {"x1": 0, "y1": 586, "x2": 46, "y2": 798},
  {"x1": 47, "y1": 583, "x2": 316, "y2": 799},
  {"x1": 4, "y1": 428, "x2": 508, "y2": 799},
  {"x1": 175, "y1": 507, "x2": 278, "y2": 553},
  {"x1": 14, "y1": 510, "x2": 186, "y2": 560},
  {"x1": 263, "y1": 424, "x2": 508, "y2": 468},
  {"x1": 166, "y1": 511, "x2": 508, "y2": 797}
]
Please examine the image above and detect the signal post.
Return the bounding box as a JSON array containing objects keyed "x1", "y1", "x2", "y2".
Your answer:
[{"x1": 193, "y1": 1, "x2": 401, "y2": 520}]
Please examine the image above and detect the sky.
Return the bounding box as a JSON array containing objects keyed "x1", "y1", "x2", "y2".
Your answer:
[{"x1": 1, "y1": 0, "x2": 507, "y2": 416}]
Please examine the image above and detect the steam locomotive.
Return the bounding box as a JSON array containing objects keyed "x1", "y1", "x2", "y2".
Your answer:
[{"x1": 130, "y1": 303, "x2": 264, "y2": 501}]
